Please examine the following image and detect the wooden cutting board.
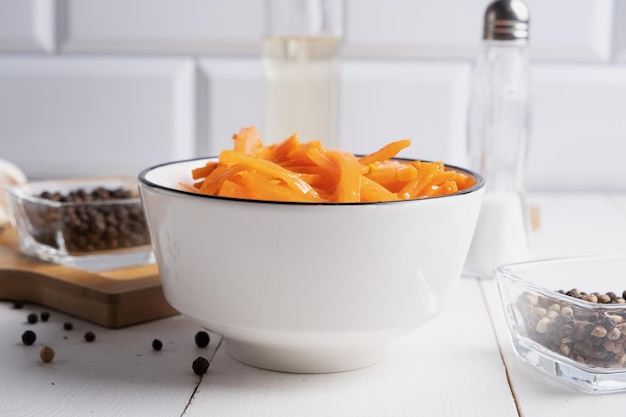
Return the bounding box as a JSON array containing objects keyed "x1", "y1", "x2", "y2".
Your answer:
[{"x1": 0, "y1": 226, "x2": 178, "y2": 328}]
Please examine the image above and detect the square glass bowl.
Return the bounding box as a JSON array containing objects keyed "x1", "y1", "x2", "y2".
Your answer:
[
  {"x1": 495, "y1": 255, "x2": 626, "y2": 393},
  {"x1": 4, "y1": 176, "x2": 154, "y2": 271}
]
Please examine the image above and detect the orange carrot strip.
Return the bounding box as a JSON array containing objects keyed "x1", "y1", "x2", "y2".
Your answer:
[
  {"x1": 429, "y1": 170, "x2": 458, "y2": 186},
  {"x1": 428, "y1": 180, "x2": 459, "y2": 197},
  {"x1": 284, "y1": 166, "x2": 329, "y2": 175},
  {"x1": 450, "y1": 171, "x2": 477, "y2": 190},
  {"x1": 300, "y1": 173, "x2": 337, "y2": 198},
  {"x1": 218, "y1": 150, "x2": 320, "y2": 199},
  {"x1": 358, "y1": 139, "x2": 412, "y2": 166},
  {"x1": 217, "y1": 178, "x2": 252, "y2": 199},
  {"x1": 302, "y1": 142, "x2": 336, "y2": 171},
  {"x1": 191, "y1": 161, "x2": 218, "y2": 180},
  {"x1": 397, "y1": 178, "x2": 419, "y2": 200},
  {"x1": 361, "y1": 176, "x2": 400, "y2": 202},
  {"x1": 282, "y1": 140, "x2": 335, "y2": 172},
  {"x1": 407, "y1": 162, "x2": 441, "y2": 199},
  {"x1": 199, "y1": 164, "x2": 246, "y2": 195},
  {"x1": 241, "y1": 170, "x2": 322, "y2": 202},
  {"x1": 364, "y1": 161, "x2": 418, "y2": 192},
  {"x1": 271, "y1": 133, "x2": 301, "y2": 162},
  {"x1": 325, "y1": 150, "x2": 361, "y2": 203},
  {"x1": 232, "y1": 126, "x2": 265, "y2": 156},
  {"x1": 179, "y1": 182, "x2": 201, "y2": 193}
]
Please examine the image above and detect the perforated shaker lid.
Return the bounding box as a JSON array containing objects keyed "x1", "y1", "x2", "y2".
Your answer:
[{"x1": 483, "y1": 0, "x2": 529, "y2": 41}]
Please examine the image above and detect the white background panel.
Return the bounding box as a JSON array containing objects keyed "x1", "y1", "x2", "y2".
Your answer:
[
  {"x1": 339, "y1": 60, "x2": 471, "y2": 166},
  {"x1": 526, "y1": 0, "x2": 613, "y2": 62},
  {"x1": 0, "y1": 0, "x2": 54, "y2": 52},
  {"x1": 59, "y1": 0, "x2": 263, "y2": 55},
  {"x1": 614, "y1": 0, "x2": 626, "y2": 62},
  {"x1": 20, "y1": 0, "x2": 612, "y2": 61},
  {"x1": 198, "y1": 59, "x2": 263, "y2": 157},
  {"x1": 0, "y1": 56, "x2": 196, "y2": 179},
  {"x1": 344, "y1": 0, "x2": 487, "y2": 59},
  {"x1": 527, "y1": 64, "x2": 626, "y2": 191},
  {"x1": 345, "y1": 0, "x2": 612, "y2": 62}
]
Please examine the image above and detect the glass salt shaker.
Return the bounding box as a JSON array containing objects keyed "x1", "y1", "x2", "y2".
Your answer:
[
  {"x1": 464, "y1": 0, "x2": 532, "y2": 278},
  {"x1": 262, "y1": 0, "x2": 343, "y2": 148}
]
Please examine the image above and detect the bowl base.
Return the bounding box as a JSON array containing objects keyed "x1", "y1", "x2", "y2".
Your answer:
[
  {"x1": 224, "y1": 338, "x2": 388, "y2": 374},
  {"x1": 513, "y1": 336, "x2": 626, "y2": 394}
]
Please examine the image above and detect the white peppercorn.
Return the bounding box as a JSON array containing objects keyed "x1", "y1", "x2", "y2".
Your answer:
[
  {"x1": 560, "y1": 343, "x2": 572, "y2": 356},
  {"x1": 547, "y1": 303, "x2": 561, "y2": 312},
  {"x1": 536, "y1": 317, "x2": 550, "y2": 333},
  {"x1": 606, "y1": 314, "x2": 624, "y2": 324},
  {"x1": 598, "y1": 294, "x2": 611, "y2": 304},
  {"x1": 608, "y1": 327, "x2": 621, "y2": 341},
  {"x1": 546, "y1": 310, "x2": 559, "y2": 320},
  {"x1": 526, "y1": 293, "x2": 539, "y2": 305},
  {"x1": 591, "y1": 325, "x2": 607, "y2": 338},
  {"x1": 40, "y1": 346, "x2": 55, "y2": 363}
]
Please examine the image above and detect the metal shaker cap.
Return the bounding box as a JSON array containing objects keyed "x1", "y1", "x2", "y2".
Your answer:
[{"x1": 483, "y1": 0, "x2": 529, "y2": 41}]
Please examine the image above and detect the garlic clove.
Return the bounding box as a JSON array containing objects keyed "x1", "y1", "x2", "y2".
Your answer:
[{"x1": 0, "y1": 159, "x2": 28, "y2": 227}]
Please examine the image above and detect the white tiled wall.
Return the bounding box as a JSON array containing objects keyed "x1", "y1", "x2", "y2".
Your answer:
[
  {"x1": 0, "y1": 0, "x2": 54, "y2": 52},
  {"x1": 1, "y1": 0, "x2": 625, "y2": 191},
  {"x1": 58, "y1": 0, "x2": 263, "y2": 55}
]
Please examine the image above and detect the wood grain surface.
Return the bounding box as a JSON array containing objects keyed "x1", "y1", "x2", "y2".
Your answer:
[{"x1": 0, "y1": 227, "x2": 178, "y2": 328}]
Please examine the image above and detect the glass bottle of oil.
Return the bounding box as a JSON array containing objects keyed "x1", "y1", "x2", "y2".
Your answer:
[{"x1": 262, "y1": 0, "x2": 343, "y2": 148}]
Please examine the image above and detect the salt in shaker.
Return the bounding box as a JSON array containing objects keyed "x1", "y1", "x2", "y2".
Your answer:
[{"x1": 464, "y1": 0, "x2": 532, "y2": 278}]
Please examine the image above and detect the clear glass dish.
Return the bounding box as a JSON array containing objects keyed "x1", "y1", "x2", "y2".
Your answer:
[
  {"x1": 496, "y1": 255, "x2": 626, "y2": 394},
  {"x1": 5, "y1": 176, "x2": 153, "y2": 271}
]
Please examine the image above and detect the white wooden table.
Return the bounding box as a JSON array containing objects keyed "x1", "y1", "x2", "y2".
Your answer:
[{"x1": 2, "y1": 192, "x2": 626, "y2": 417}]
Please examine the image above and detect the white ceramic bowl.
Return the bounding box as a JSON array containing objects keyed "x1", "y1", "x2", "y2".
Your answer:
[{"x1": 138, "y1": 157, "x2": 485, "y2": 373}]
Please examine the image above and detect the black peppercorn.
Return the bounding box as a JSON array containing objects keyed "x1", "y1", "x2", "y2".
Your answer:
[
  {"x1": 40, "y1": 312, "x2": 50, "y2": 322},
  {"x1": 63, "y1": 322, "x2": 73, "y2": 330},
  {"x1": 21, "y1": 330, "x2": 36, "y2": 345},
  {"x1": 152, "y1": 339, "x2": 163, "y2": 351},
  {"x1": 13, "y1": 300, "x2": 24, "y2": 309},
  {"x1": 195, "y1": 331, "x2": 210, "y2": 348},
  {"x1": 558, "y1": 323, "x2": 573, "y2": 338},
  {"x1": 84, "y1": 331, "x2": 96, "y2": 342},
  {"x1": 192, "y1": 356, "x2": 209, "y2": 375},
  {"x1": 27, "y1": 313, "x2": 38, "y2": 324}
]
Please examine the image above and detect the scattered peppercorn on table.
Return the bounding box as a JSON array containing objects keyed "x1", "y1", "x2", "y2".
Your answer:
[{"x1": 2, "y1": 192, "x2": 626, "y2": 416}]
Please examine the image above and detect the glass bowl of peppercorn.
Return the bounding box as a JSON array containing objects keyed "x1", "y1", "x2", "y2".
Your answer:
[
  {"x1": 496, "y1": 255, "x2": 626, "y2": 394},
  {"x1": 4, "y1": 176, "x2": 153, "y2": 271}
]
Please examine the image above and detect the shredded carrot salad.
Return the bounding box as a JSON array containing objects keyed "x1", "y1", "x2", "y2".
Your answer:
[{"x1": 181, "y1": 126, "x2": 476, "y2": 203}]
